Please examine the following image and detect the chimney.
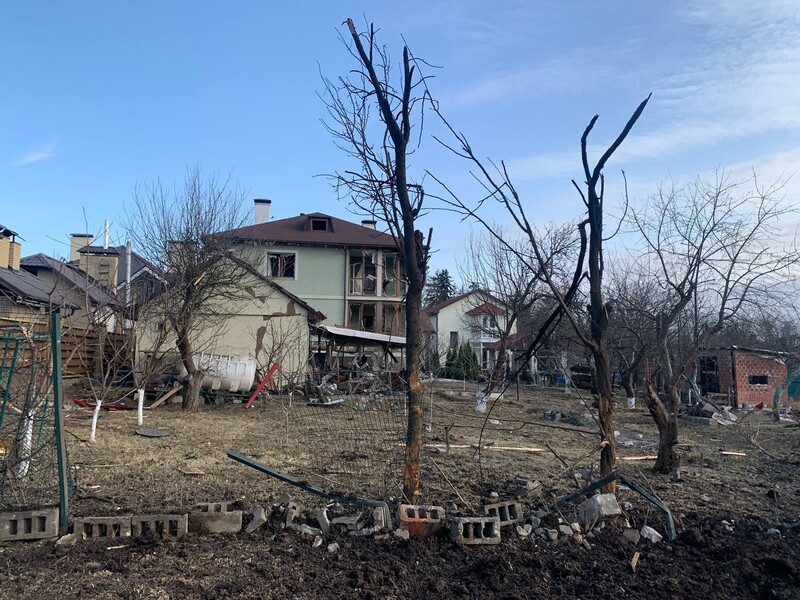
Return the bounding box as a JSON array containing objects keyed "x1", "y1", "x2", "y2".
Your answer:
[
  {"x1": 8, "y1": 241, "x2": 21, "y2": 271},
  {"x1": 0, "y1": 236, "x2": 9, "y2": 269},
  {"x1": 70, "y1": 233, "x2": 94, "y2": 261},
  {"x1": 254, "y1": 199, "x2": 271, "y2": 225},
  {"x1": 361, "y1": 220, "x2": 376, "y2": 230}
]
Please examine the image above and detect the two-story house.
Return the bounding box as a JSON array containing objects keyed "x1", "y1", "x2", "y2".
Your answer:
[
  {"x1": 226, "y1": 200, "x2": 406, "y2": 335},
  {"x1": 426, "y1": 289, "x2": 517, "y2": 372}
]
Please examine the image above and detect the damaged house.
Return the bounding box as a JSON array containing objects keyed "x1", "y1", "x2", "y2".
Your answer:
[{"x1": 697, "y1": 346, "x2": 792, "y2": 408}]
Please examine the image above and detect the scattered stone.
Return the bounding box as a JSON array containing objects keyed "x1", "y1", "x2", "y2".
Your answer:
[
  {"x1": 640, "y1": 525, "x2": 663, "y2": 543},
  {"x1": 393, "y1": 528, "x2": 410, "y2": 540},
  {"x1": 372, "y1": 506, "x2": 390, "y2": 531},
  {"x1": 578, "y1": 493, "x2": 622, "y2": 529},
  {"x1": 349, "y1": 527, "x2": 378, "y2": 537},
  {"x1": 533, "y1": 509, "x2": 547, "y2": 519},
  {"x1": 316, "y1": 508, "x2": 331, "y2": 535},
  {"x1": 582, "y1": 539, "x2": 592, "y2": 550},
  {"x1": 55, "y1": 533, "x2": 76, "y2": 546},
  {"x1": 529, "y1": 517, "x2": 541, "y2": 529},
  {"x1": 275, "y1": 493, "x2": 291, "y2": 507},
  {"x1": 449, "y1": 502, "x2": 458, "y2": 513},
  {"x1": 534, "y1": 528, "x2": 546, "y2": 538},
  {"x1": 700, "y1": 494, "x2": 712, "y2": 502},
  {"x1": 283, "y1": 503, "x2": 300, "y2": 526},
  {"x1": 724, "y1": 524, "x2": 735, "y2": 533},
  {"x1": 489, "y1": 492, "x2": 499, "y2": 500},
  {"x1": 571, "y1": 534, "x2": 583, "y2": 546},
  {"x1": 290, "y1": 523, "x2": 322, "y2": 537},
  {"x1": 559, "y1": 525, "x2": 573, "y2": 536},
  {"x1": 516, "y1": 525, "x2": 530, "y2": 537},
  {"x1": 523, "y1": 524, "x2": 532, "y2": 534},
  {"x1": 571, "y1": 523, "x2": 582, "y2": 534},
  {"x1": 312, "y1": 535, "x2": 323, "y2": 548},
  {"x1": 327, "y1": 542, "x2": 339, "y2": 553},
  {"x1": 245, "y1": 506, "x2": 267, "y2": 534},
  {"x1": 766, "y1": 528, "x2": 782, "y2": 537},
  {"x1": 546, "y1": 529, "x2": 559, "y2": 541},
  {"x1": 622, "y1": 528, "x2": 640, "y2": 544},
  {"x1": 620, "y1": 501, "x2": 633, "y2": 511},
  {"x1": 331, "y1": 515, "x2": 362, "y2": 531}
]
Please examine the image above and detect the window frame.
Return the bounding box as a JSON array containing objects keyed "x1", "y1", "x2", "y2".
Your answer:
[{"x1": 266, "y1": 251, "x2": 298, "y2": 279}]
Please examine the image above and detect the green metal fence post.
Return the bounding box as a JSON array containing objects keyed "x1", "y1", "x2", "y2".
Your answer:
[{"x1": 50, "y1": 311, "x2": 70, "y2": 533}]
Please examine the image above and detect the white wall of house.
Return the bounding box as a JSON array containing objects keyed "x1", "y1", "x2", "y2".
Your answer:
[{"x1": 430, "y1": 291, "x2": 516, "y2": 371}]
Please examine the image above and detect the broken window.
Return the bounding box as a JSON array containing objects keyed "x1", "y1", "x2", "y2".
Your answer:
[
  {"x1": 348, "y1": 302, "x2": 377, "y2": 331},
  {"x1": 349, "y1": 251, "x2": 377, "y2": 295},
  {"x1": 382, "y1": 253, "x2": 405, "y2": 297},
  {"x1": 267, "y1": 253, "x2": 296, "y2": 278},
  {"x1": 748, "y1": 375, "x2": 768, "y2": 385},
  {"x1": 382, "y1": 303, "x2": 405, "y2": 335}
]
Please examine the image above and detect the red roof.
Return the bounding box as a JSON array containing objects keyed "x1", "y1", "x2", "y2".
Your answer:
[
  {"x1": 485, "y1": 332, "x2": 529, "y2": 351},
  {"x1": 425, "y1": 291, "x2": 474, "y2": 315},
  {"x1": 465, "y1": 302, "x2": 506, "y2": 317},
  {"x1": 425, "y1": 290, "x2": 505, "y2": 315},
  {"x1": 224, "y1": 213, "x2": 398, "y2": 249}
]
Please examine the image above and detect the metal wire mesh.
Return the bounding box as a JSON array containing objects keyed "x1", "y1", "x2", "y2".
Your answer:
[
  {"x1": 265, "y1": 391, "x2": 410, "y2": 500},
  {"x1": 0, "y1": 326, "x2": 71, "y2": 510}
]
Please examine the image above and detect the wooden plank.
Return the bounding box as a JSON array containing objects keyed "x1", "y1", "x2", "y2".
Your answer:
[
  {"x1": 149, "y1": 385, "x2": 182, "y2": 409},
  {"x1": 621, "y1": 455, "x2": 658, "y2": 461},
  {"x1": 720, "y1": 450, "x2": 746, "y2": 457}
]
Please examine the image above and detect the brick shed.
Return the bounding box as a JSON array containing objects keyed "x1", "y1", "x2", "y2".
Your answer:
[{"x1": 698, "y1": 346, "x2": 790, "y2": 408}]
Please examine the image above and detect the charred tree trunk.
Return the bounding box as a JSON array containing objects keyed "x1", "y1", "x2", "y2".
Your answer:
[
  {"x1": 403, "y1": 270, "x2": 425, "y2": 502},
  {"x1": 644, "y1": 379, "x2": 679, "y2": 472}
]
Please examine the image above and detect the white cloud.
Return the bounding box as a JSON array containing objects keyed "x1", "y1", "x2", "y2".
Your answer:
[
  {"x1": 13, "y1": 141, "x2": 57, "y2": 166},
  {"x1": 492, "y1": 0, "x2": 800, "y2": 179}
]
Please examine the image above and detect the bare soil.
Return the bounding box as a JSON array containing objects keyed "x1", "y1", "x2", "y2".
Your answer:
[{"x1": 1, "y1": 383, "x2": 799, "y2": 599}]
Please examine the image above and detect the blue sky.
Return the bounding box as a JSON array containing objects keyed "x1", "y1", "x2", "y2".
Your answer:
[{"x1": 2, "y1": 1, "x2": 798, "y2": 282}]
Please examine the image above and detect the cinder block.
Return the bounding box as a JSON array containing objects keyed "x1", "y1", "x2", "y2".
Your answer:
[
  {"x1": 0, "y1": 508, "x2": 59, "y2": 541},
  {"x1": 189, "y1": 502, "x2": 242, "y2": 534},
  {"x1": 479, "y1": 501, "x2": 524, "y2": 527},
  {"x1": 131, "y1": 514, "x2": 188, "y2": 540},
  {"x1": 74, "y1": 516, "x2": 132, "y2": 540},
  {"x1": 397, "y1": 504, "x2": 446, "y2": 537},
  {"x1": 450, "y1": 516, "x2": 501, "y2": 545}
]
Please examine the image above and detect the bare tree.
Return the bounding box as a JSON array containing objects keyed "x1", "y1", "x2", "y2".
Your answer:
[
  {"x1": 431, "y1": 97, "x2": 651, "y2": 488},
  {"x1": 629, "y1": 172, "x2": 799, "y2": 471},
  {"x1": 458, "y1": 226, "x2": 575, "y2": 390},
  {"x1": 125, "y1": 166, "x2": 250, "y2": 410},
  {"x1": 321, "y1": 19, "x2": 434, "y2": 501},
  {"x1": 608, "y1": 262, "x2": 658, "y2": 403}
]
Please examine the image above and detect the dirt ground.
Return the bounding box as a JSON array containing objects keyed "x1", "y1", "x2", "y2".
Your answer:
[{"x1": 1, "y1": 383, "x2": 799, "y2": 599}]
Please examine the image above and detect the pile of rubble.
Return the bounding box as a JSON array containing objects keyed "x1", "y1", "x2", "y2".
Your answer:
[{"x1": 240, "y1": 484, "x2": 669, "y2": 550}]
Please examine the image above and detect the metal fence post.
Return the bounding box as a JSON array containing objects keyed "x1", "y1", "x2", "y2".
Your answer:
[{"x1": 50, "y1": 310, "x2": 70, "y2": 533}]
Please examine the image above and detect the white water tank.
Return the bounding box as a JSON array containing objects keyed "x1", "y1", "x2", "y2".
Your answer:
[{"x1": 180, "y1": 353, "x2": 257, "y2": 393}]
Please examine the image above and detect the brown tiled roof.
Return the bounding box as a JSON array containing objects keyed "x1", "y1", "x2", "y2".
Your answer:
[
  {"x1": 425, "y1": 291, "x2": 473, "y2": 315},
  {"x1": 426, "y1": 290, "x2": 505, "y2": 315},
  {"x1": 224, "y1": 213, "x2": 399, "y2": 249},
  {"x1": 465, "y1": 302, "x2": 506, "y2": 317}
]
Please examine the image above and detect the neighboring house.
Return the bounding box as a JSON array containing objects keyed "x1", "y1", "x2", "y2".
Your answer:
[
  {"x1": 68, "y1": 234, "x2": 163, "y2": 315},
  {"x1": 20, "y1": 253, "x2": 118, "y2": 330},
  {"x1": 0, "y1": 225, "x2": 76, "y2": 325},
  {"x1": 224, "y1": 200, "x2": 405, "y2": 336},
  {"x1": 425, "y1": 290, "x2": 517, "y2": 372},
  {"x1": 136, "y1": 257, "x2": 325, "y2": 387},
  {"x1": 697, "y1": 346, "x2": 791, "y2": 408}
]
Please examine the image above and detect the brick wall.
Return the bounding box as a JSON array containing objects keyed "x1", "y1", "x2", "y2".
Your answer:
[{"x1": 732, "y1": 351, "x2": 787, "y2": 408}]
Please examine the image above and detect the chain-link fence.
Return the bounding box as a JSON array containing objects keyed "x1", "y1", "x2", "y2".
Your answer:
[{"x1": 0, "y1": 324, "x2": 71, "y2": 511}]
